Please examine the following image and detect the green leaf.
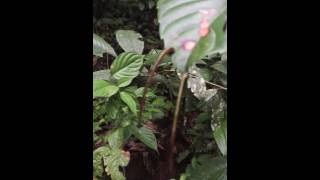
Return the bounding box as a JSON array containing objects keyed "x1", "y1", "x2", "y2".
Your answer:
[
  {"x1": 187, "y1": 28, "x2": 216, "y2": 68},
  {"x1": 94, "y1": 146, "x2": 129, "y2": 180},
  {"x1": 135, "y1": 87, "x2": 145, "y2": 97},
  {"x1": 208, "y1": 11, "x2": 227, "y2": 55},
  {"x1": 106, "y1": 98, "x2": 121, "y2": 119},
  {"x1": 93, "y1": 33, "x2": 117, "y2": 57},
  {"x1": 93, "y1": 146, "x2": 109, "y2": 177},
  {"x1": 117, "y1": 77, "x2": 133, "y2": 88},
  {"x1": 157, "y1": 0, "x2": 227, "y2": 72},
  {"x1": 116, "y1": 30, "x2": 144, "y2": 54},
  {"x1": 212, "y1": 60, "x2": 227, "y2": 74},
  {"x1": 104, "y1": 148, "x2": 129, "y2": 180},
  {"x1": 211, "y1": 11, "x2": 226, "y2": 52},
  {"x1": 180, "y1": 155, "x2": 227, "y2": 180},
  {"x1": 93, "y1": 80, "x2": 119, "y2": 98},
  {"x1": 107, "y1": 129, "x2": 125, "y2": 149},
  {"x1": 110, "y1": 52, "x2": 144, "y2": 80},
  {"x1": 195, "y1": 112, "x2": 211, "y2": 123},
  {"x1": 93, "y1": 69, "x2": 111, "y2": 80},
  {"x1": 130, "y1": 125, "x2": 157, "y2": 150},
  {"x1": 120, "y1": 91, "x2": 137, "y2": 115},
  {"x1": 199, "y1": 68, "x2": 213, "y2": 81},
  {"x1": 144, "y1": 49, "x2": 171, "y2": 66},
  {"x1": 213, "y1": 120, "x2": 227, "y2": 156},
  {"x1": 107, "y1": 127, "x2": 132, "y2": 149}
]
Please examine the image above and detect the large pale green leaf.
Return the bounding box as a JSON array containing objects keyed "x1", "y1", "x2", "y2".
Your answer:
[
  {"x1": 93, "y1": 69, "x2": 111, "y2": 80},
  {"x1": 130, "y1": 125, "x2": 157, "y2": 151},
  {"x1": 120, "y1": 91, "x2": 137, "y2": 115},
  {"x1": 213, "y1": 120, "x2": 227, "y2": 156},
  {"x1": 93, "y1": 33, "x2": 117, "y2": 57},
  {"x1": 110, "y1": 52, "x2": 144, "y2": 80},
  {"x1": 116, "y1": 30, "x2": 144, "y2": 54},
  {"x1": 93, "y1": 80, "x2": 119, "y2": 98},
  {"x1": 157, "y1": 0, "x2": 227, "y2": 72},
  {"x1": 180, "y1": 155, "x2": 227, "y2": 180}
]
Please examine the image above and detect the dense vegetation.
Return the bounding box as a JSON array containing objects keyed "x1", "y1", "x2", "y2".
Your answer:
[{"x1": 93, "y1": 0, "x2": 227, "y2": 179}]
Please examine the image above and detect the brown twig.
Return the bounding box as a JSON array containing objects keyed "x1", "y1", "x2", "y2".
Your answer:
[{"x1": 168, "y1": 73, "x2": 188, "y2": 176}]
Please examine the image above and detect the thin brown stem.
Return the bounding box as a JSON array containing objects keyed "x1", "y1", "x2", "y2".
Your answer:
[
  {"x1": 170, "y1": 73, "x2": 188, "y2": 149},
  {"x1": 168, "y1": 72, "x2": 188, "y2": 177}
]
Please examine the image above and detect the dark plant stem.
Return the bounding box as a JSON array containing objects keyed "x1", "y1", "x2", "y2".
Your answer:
[
  {"x1": 138, "y1": 48, "x2": 174, "y2": 122},
  {"x1": 168, "y1": 72, "x2": 188, "y2": 177}
]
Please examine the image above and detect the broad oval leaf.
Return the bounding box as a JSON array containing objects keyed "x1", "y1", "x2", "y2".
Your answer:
[
  {"x1": 110, "y1": 52, "x2": 144, "y2": 80},
  {"x1": 116, "y1": 30, "x2": 144, "y2": 54},
  {"x1": 93, "y1": 33, "x2": 117, "y2": 57},
  {"x1": 93, "y1": 80, "x2": 119, "y2": 98},
  {"x1": 130, "y1": 125, "x2": 157, "y2": 151},
  {"x1": 157, "y1": 0, "x2": 227, "y2": 72},
  {"x1": 120, "y1": 91, "x2": 137, "y2": 115}
]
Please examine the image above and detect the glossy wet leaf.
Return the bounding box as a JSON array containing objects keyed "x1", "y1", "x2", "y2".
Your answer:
[
  {"x1": 93, "y1": 80, "x2": 119, "y2": 98},
  {"x1": 157, "y1": 0, "x2": 227, "y2": 72},
  {"x1": 117, "y1": 77, "x2": 133, "y2": 88},
  {"x1": 130, "y1": 125, "x2": 157, "y2": 151},
  {"x1": 116, "y1": 30, "x2": 144, "y2": 54},
  {"x1": 110, "y1": 52, "x2": 144, "y2": 80},
  {"x1": 93, "y1": 33, "x2": 117, "y2": 57}
]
